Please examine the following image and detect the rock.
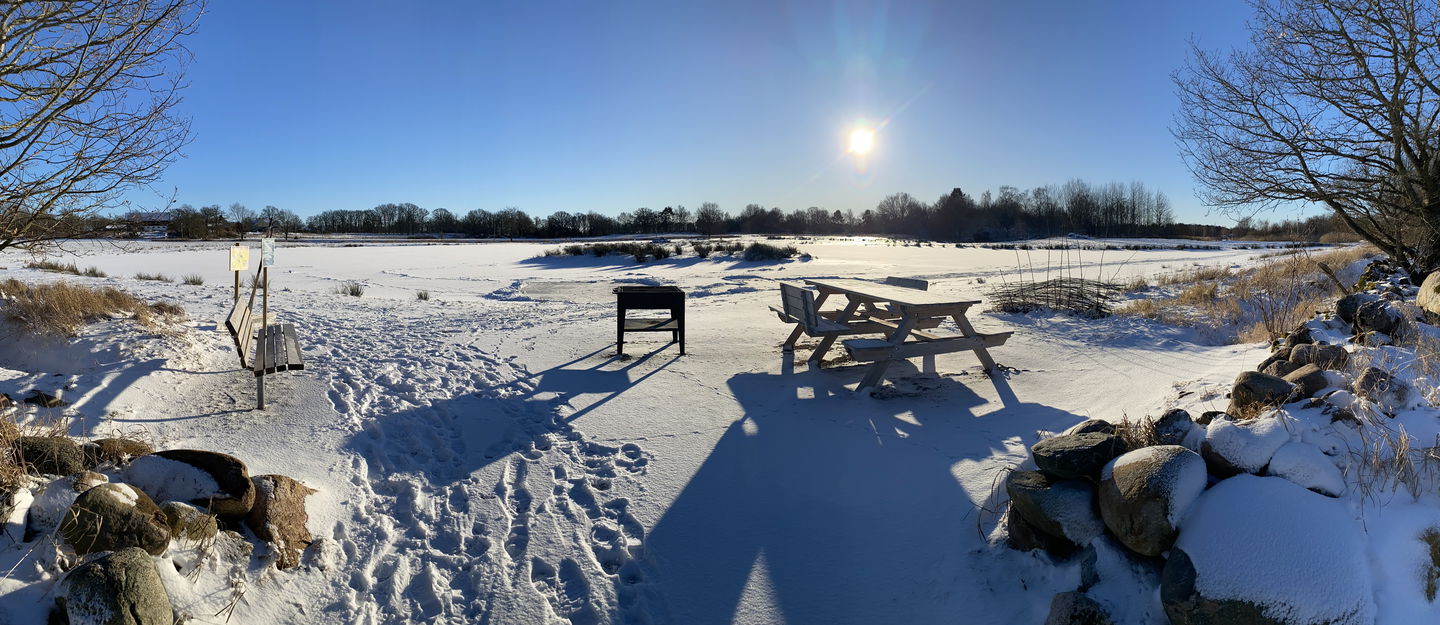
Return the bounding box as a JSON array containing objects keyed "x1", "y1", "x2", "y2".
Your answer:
[
  {"x1": 1195, "y1": 411, "x2": 1225, "y2": 426},
  {"x1": 1065, "y1": 419, "x2": 1116, "y2": 436},
  {"x1": 1261, "y1": 359, "x2": 1300, "y2": 378},
  {"x1": 245, "y1": 474, "x2": 316, "y2": 569},
  {"x1": 999, "y1": 501, "x2": 1077, "y2": 557},
  {"x1": 1359, "y1": 331, "x2": 1393, "y2": 347},
  {"x1": 1419, "y1": 272, "x2": 1440, "y2": 318},
  {"x1": 124, "y1": 450, "x2": 255, "y2": 519},
  {"x1": 2, "y1": 487, "x2": 33, "y2": 547},
  {"x1": 13, "y1": 436, "x2": 88, "y2": 476},
  {"x1": 301, "y1": 536, "x2": 342, "y2": 571},
  {"x1": 1227, "y1": 371, "x2": 1296, "y2": 416},
  {"x1": 1267, "y1": 442, "x2": 1345, "y2": 497},
  {"x1": 1336, "y1": 292, "x2": 1380, "y2": 325},
  {"x1": 1352, "y1": 366, "x2": 1411, "y2": 411},
  {"x1": 1282, "y1": 364, "x2": 1329, "y2": 398},
  {"x1": 57, "y1": 547, "x2": 173, "y2": 625},
  {"x1": 1201, "y1": 416, "x2": 1291, "y2": 477},
  {"x1": 1006, "y1": 470, "x2": 1104, "y2": 544},
  {"x1": 1154, "y1": 409, "x2": 1195, "y2": 446},
  {"x1": 1354, "y1": 299, "x2": 1402, "y2": 336},
  {"x1": 23, "y1": 389, "x2": 66, "y2": 408},
  {"x1": 1288, "y1": 343, "x2": 1348, "y2": 370},
  {"x1": 83, "y1": 438, "x2": 154, "y2": 467},
  {"x1": 1281, "y1": 325, "x2": 1313, "y2": 347},
  {"x1": 27, "y1": 471, "x2": 108, "y2": 537},
  {"x1": 159, "y1": 501, "x2": 218, "y2": 541},
  {"x1": 1097, "y1": 446, "x2": 1207, "y2": 557},
  {"x1": 1032, "y1": 433, "x2": 1125, "y2": 481},
  {"x1": 60, "y1": 483, "x2": 170, "y2": 556},
  {"x1": 1044, "y1": 591, "x2": 1113, "y2": 625},
  {"x1": 1162, "y1": 476, "x2": 1374, "y2": 625}
]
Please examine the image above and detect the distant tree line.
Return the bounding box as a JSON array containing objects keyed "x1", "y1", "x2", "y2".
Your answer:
[{"x1": 159, "y1": 178, "x2": 1358, "y2": 243}]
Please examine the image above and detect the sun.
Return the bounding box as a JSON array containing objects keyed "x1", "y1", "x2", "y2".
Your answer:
[{"x1": 848, "y1": 128, "x2": 875, "y2": 154}]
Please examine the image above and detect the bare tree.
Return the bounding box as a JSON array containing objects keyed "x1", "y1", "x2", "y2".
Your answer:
[
  {"x1": 1174, "y1": 0, "x2": 1440, "y2": 275},
  {"x1": 228, "y1": 202, "x2": 254, "y2": 238},
  {"x1": 0, "y1": 1, "x2": 202, "y2": 253}
]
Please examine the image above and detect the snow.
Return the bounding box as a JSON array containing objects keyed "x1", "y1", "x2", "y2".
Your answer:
[
  {"x1": 0, "y1": 237, "x2": 1407, "y2": 624},
  {"x1": 1176, "y1": 475, "x2": 1375, "y2": 625},
  {"x1": 1, "y1": 488, "x2": 33, "y2": 546},
  {"x1": 1202, "y1": 415, "x2": 1293, "y2": 473},
  {"x1": 28, "y1": 473, "x2": 109, "y2": 536},
  {"x1": 121, "y1": 455, "x2": 220, "y2": 505},
  {"x1": 1266, "y1": 441, "x2": 1345, "y2": 497}
]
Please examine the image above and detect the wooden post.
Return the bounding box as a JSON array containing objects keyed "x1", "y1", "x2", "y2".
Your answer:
[
  {"x1": 233, "y1": 243, "x2": 240, "y2": 304},
  {"x1": 257, "y1": 266, "x2": 268, "y2": 410}
]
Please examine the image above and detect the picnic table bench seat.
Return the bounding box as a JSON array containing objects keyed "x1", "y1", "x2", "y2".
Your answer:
[{"x1": 842, "y1": 331, "x2": 1013, "y2": 363}]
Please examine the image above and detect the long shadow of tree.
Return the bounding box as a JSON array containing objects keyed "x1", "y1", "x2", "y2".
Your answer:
[{"x1": 634, "y1": 361, "x2": 1083, "y2": 624}]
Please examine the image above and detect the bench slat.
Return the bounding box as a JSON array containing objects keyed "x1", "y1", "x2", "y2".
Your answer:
[
  {"x1": 843, "y1": 332, "x2": 1013, "y2": 362},
  {"x1": 623, "y1": 318, "x2": 679, "y2": 332},
  {"x1": 282, "y1": 323, "x2": 305, "y2": 371}
]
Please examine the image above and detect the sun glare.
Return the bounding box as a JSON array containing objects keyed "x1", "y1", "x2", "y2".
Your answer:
[{"x1": 848, "y1": 128, "x2": 875, "y2": 154}]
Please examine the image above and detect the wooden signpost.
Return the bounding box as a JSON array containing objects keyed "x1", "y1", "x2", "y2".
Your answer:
[
  {"x1": 230, "y1": 244, "x2": 250, "y2": 303},
  {"x1": 257, "y1": 237, "x2": 275, "y2": 409}
]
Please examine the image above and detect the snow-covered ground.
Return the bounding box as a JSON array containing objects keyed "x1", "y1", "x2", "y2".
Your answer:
[{"x1": 0, "y1": 237, "x2": 1328, "y2": 623}]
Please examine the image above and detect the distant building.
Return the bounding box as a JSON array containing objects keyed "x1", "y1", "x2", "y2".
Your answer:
[{"x1": 129, "y1": 211, "x2": 172, "y2": 239}]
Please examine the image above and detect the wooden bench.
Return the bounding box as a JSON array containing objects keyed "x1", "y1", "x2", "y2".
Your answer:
[
  {"x1": 224, "y1": 270, "x2": 304, "y2": 409},
  {"x1": 842, "y1": 332, "x2": 1013, "y2": 363}
]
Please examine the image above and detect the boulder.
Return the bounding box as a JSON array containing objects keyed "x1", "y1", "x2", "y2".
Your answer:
[
  {"x1": 1281, "y1": 326, "x2": 1313, "y2": 347},
  {"x1": 159, "y1": 501, "x2": 218, "y2": 541},
  {"x1": 1354, "y1": 299, "x2": 1402, "y2": 336},
  {"x1": 1097, "y1": 446, "x2": 1207, "y2": 557},
  {"x1": 1162, "y1": 476, "x2": 1374, "y2": 625},
  {"x1": 23, "y1": 389, "x2": 66, "y2": 408},
  {"x1": 245, "y1": 474, "x2": 317, "y2": 569},
  {"x1": 1065, "y1": 419, "x2": 1116, "y2": 436},
  {"x1": 1419, "y1": 272, "x2": 1440, "y2": 318},
  {"x1": 1352, "y1": 366, "x2": 1411, "y2": 411},
  {"x1": 1287, "y1": 344, "x2": 1349, "y2": 371},
  {"x1": 60, "y1": 483, "x2": 170, "y2": 556},
  {"x1": 1227, "y1": 372, "x2": 1295, "y2": 416},
  {"x1": 1154, "y1": 409, "x2": 1196, "y2": 446},
  {"x1": 999, "y1": 501, "x2": 1078, "y2": 557},
  {"x1": 26, "y1": 471, "x2": 108, "y2": 537},
  {"x1": 57, "y1": 547, "x2": 173, "y2": 625},
  {"x1": 1200, "y1": 416, "x2": 1291, "y2": 477},
  {"x1": 1032, "y1": 433, "x2": 1125, "y2": 481},
  {"x1": 1005, "y1": 470, "x2": 1104, "y2": 544},
  {"x1": 83, "y1": 438, "x2": 154, "y2": 467},
  {"x1": 13, "y1": 436, "x2": 88, "y2": 476},
  {"x1": 1195, "y1": 411, "x2": 1226, "y2": 426},
  {"x1": 1281, "y1": 364, "x2": 1329, "y2": 398},
  {"x1": 1261, "y1": 359, "x2": 1300, "y2": 378},
  {"x1": 1266, "y1": 442, "x2": 1345, "y2": 497},
  {"x1": 1336, "y1": 292, "x2": 1380, "y2": 324},
  {"x1": 123, "y1": 450, "x2": 255, "y2": 519},
  {"x1": 1044, "y1": 591, "x2": 1113, "y2": 625}
]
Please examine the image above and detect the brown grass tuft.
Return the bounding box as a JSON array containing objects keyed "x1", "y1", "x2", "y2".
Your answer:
[{"x1": 0, "y1": 279, "x2": 176, "y2": 336}]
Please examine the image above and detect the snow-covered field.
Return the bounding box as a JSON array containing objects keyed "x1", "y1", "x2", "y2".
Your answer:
[{"x1": 0, "y1": 237, "x2": 1350, "y2": 623}]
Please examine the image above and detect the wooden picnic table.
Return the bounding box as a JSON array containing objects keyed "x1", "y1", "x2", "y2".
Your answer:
[{"x1": 780, "y1": 278, "x2": 1011, "y2": 391}]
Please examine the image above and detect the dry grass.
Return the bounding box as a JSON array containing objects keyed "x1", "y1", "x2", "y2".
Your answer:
[
  {"x1": 1120, "y1": 245, "x2": 1379, "y2": 344},
  {"x1": 337, "y1": 281, "x2": 364, "y2": 297},
  {"x1": 26, "y1": 260, "x2": 79, "y2": 274},
  {"x1": 134, "y1": 272, "x2": 172, "y2": 282},
  {"x1": 0, "y1": 410, "x2": 74, "y2": 492},
  {"x1": 0, "y1": 279, "x2": 182, "y2": 336},
  {"x1": 181, "y1": 274, "x2": 205, "y2": 286},
  {"x1": 415, "y1": 289, "x2": 430, "y2": 301}
]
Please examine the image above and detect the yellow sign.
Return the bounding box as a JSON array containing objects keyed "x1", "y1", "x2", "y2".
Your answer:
[{"x1": 229, "y1": 246, "x2": 250, "y2": 272}]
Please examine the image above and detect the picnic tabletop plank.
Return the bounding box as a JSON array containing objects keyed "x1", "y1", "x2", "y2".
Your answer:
[{"x1": 803, "y1": 278, "x2": 980, "y2": 308}]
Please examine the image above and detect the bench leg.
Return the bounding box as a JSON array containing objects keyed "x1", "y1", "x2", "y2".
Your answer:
[
  {"x1": 783, "y1": 291, "x2": 830, "y2": 351},
  {"x1": 256, "y1": 374, "x2": 265, "y2": 410},
  {"x1": 808, "y1": 298, "x2": 861, "y2": 365},
  {"x1": 856, "y1": 359, "x2": 894, "y2": 391},
  {"x1": 616, "y1": 308, "x2": 625, "y2": 356},
  {"x1": 952, "y1": 314, "x2": 998, "y2": 372}
]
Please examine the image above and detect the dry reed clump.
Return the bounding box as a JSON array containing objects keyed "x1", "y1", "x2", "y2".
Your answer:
[
  {"x1": 989, "y1": 278, "x2": 1122, "y2": 318},
  {"x1": 1120, "y1": 245, "x2": 1379, "y2": 344},
  {"x1": 0, "y1": 410, "x2": 75, "y2": 492},
  {"x1": 0, "y1": 279, "x2": 183, "y2": 336}
]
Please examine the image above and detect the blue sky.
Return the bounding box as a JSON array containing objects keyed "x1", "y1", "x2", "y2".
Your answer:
[{"x1": 136, "y1": 0, "x2": 1291, "y2": 225}]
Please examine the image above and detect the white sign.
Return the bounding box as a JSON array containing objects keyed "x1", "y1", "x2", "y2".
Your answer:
[
  {"x1": 261, "y1": 238, "x2": 275, "y2": 267},
  {"x1": 229, "y1": 246, "x2": 250, "y2": 272}
]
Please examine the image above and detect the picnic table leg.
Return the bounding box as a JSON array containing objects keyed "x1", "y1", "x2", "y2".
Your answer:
[
  {"x1": 616, "y1": 306, "x2": 625, "y2": 356},
  {"x1": 855, "y1": 314, "x2": 916, "y2": 391},
  {"x1": 783, "y1": 291, "x2": 831, "y2": 351},
  {"x1": 807, "y1": 297, "x2": 860, "y2": 365},
  {"x1": 951, "y1": 313, "x2": 999, "y2": 373}
]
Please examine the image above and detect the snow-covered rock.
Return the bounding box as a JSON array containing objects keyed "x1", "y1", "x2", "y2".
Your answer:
[
  {"x1": 1031, "y1": 433, "x2": 1125, "y2": 481},
  {"x1": 1006, "y1": 470, "x2": 1105, "y2": 545},
  {"x1": 1228, "y1": 371, "x2": 1296, "y2": 415},
  {"x1": 60, "y1": 483, "x2": 170, "y2": 556},
  {"x1": 1265, "y1": 442, "x2": 1344, "y2": 497},
  {"x1": 27, "y1": 471, "x2": 107, "y2": 536},
  {"x1": 58, "y1": 547, "x2": 173, "y2": 625},
  {"x1": 1163, "y1": 475, "x2": 1374, "y2": 625},
  {"x1": 123, "y1": 450, "x2": 254, "y2": 519},
  {"x1": 1201, "y1": 416, "x2": 1291, "y2": 477},
  {"x1": 1097, "y1": 446, "x2": 1207, "y2": 557}
]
